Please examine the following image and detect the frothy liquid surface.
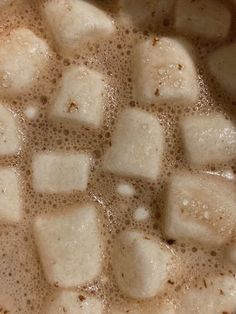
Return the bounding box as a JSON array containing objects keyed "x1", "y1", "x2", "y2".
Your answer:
[{"x1": 0, "y1": 0, "x2": 236, "y2": 313}]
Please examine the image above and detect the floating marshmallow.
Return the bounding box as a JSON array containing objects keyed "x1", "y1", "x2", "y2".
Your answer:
[
  {"x1": 133, "y1": 37, "x2": 199, "y2": 105},
  {"x1": 34, "y1": 205, "x2": 103, "y2": 288},
  {"x1": 44, "y1": 290, "x2": 103, "y2": 314},
  {"x1": 181, "y1": 114, "x2": 236, "y2": 166},
  {"x1": 112, "y1": 230, "x2": 173, "y2": 299},
  {"x1": 133, "y1": 206, "x2": 149, "y2": 222},
  {"x1": 208, "y1": 43, "x2": 236, "y2": 97},
  {"x1": 164, "y1": 172, "x2": 236, "y2": 246},
  {"x1": 32, "y1": 152, "x2": 91, "y2": 193},
  {"x1": 103, "y1": 108, "x2": 164, "y2": 181},
  {"x1": 175, "y1": 0, "x2": 231, "y2": 40},
  {"x1": 0, "y1": 168, "x2": 21, "y2": 223},
  {"x1": 42, "y1": 0, "x2": 115, "y2": 52},
  {"x1": 50, "y1": 66, "x2": 105, "y2": 128},
  {"x1": 0, "y1": 28, "x2": 50, "y2": 95},
  {"x1": 117, "y1": 182, "x2": 135, "y2": 197},
  {"x1": 0, "y1": 104, "x2": 21, "y2": 155},
  {"x1": 179, "y1": 275, "x2": 236, "y2": 314},
  {"x1": 24, "y1": 105, "x2": 39, "y2": 120}
]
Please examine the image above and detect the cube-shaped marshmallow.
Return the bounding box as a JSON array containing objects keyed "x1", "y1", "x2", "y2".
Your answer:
[
  {"x1": 0, "y1": 168, "x2": 22, "y2": 223},
  {"x1": 41, "y1": 0, "x2": 115, "y2": 52},
  {"x1": 0, "y1": 28, "x2": 50, "y2": 95},
  {"x1": 208, "y1": 43, "x2": 236, "y2": 97},
  {"x1": 112, "y1": 230, "x2": 173, "y2": 299},
  {"x1": 50, "y1": 66, "x2": 105, "y2": 128},
  {"x1": 175, "y1": 0, "x2": 231, "y2": 40},
  {"x1": 133, "y1": 37, "x2": 199, "y2": 105},
  {"x1": 32, "y1": 152, "x2": 91, "y2": 193},
  {"x1": 180, "y1": 114, "x2": 236, "y2": 166},
  {"x1": 0, "y1": 104, "x2": 21, "y2": 155},
  {"x1": 103, "y1": 108, "x2": 164, "y2": 181},
  {"x1": 164, "y1": 172, "x2": 236, "y2": 246},
  {"x1": 34, "y1": 205, "x2": 103, "y2": 288}
]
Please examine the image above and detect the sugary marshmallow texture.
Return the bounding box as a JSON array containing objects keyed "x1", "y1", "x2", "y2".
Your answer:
[
  {"x1": 133, "y1": 37, "x2": 199, "y2": 105},
  {"x1": 103, "y1": 108, "x2": 164, "y2": 181},
  {"x1": 0, "y1": 28, "x2": 50, "y2": 95},
  {"x1": 51, "y1": 65, "x2": 106, "y2": 128},
  {"x1": 112, "y1": 230, "x2": 173, "y2": 299},
  {"x1": 208, "y1": 43, "x2": 236, "y2": 97},
  {"x1": 0, "y1": 168, "x2": 22, "y2": 223},
  {"x1": 32, "y1": 152, "x2": 91, "y2": 193},
  {"x1": 164, "y1": 172, "x2": 236, "y2": 246},
  {"x1": 34, "y1": 205, "x2": 103, "y2": 288},
  {"x1": 175, "y1": 0, "x2": 231, "y2": 40},
  {"x1": 42, "y1": 0, "x2": 115, "y2": 53},
  {"x1": 181, "y1": 114, "x2": 236, "y2": 166}
]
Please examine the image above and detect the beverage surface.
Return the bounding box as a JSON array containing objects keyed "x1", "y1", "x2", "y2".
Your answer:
[{"x1": 0, "y1": 0, "x2": 236, "y2": 313}]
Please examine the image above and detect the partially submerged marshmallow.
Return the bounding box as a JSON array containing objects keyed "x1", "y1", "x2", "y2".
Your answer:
[
  {"x1": 44, "y1": 290, "x2": 103, "y2": 314},
  {"x1": 0, "y1": 104, "x2": 21, "y2": 155},
  {"x1": 112, "y1": 230, "x2": 173, "y2": 299},
  {"x1": 34, "y1": 205, "x2": 103, "y2": 288},
  {"x1": 164, "y1": 172, "x2": 236, "y2": 246},
  {"x1": 24, "y1": 105, "x2": 39, "y2": 120},
  {"x1": 42, "y1": 0, "x2": 115, "y2": 52},
  {"x1": 180, "y1": 114, "x2": 236, "y2": 166},
  {"x1": 0, "y1": 168, "x2": 22, "y2": 223},
  {"x1": 0, "y1": 28, "x2": 50, "y2": 95},
  {"x1": 103, "y1": 108, "x2": 164, "y2": 181},
  {"x1": 32, "y1": 152, "x2": 91, "y2": 193},
  {"x1": 133, "y1": 37, "x2": 199, "y2": 105},
  {"x1": 133, "y1": 206, "x2": 149, "y2": 222},
  {"x1": 175, "y1": 0, "x2": 231, "y2": 40},
  {"x1": 117, "y1": 182, "x2": 135, "y2": 197},
  {"x1": 51, "y1": 66, "x2": 106, "y2": 128},
  {"x1": 208, "y1": 43, "x2": 236, "y2": 97}
]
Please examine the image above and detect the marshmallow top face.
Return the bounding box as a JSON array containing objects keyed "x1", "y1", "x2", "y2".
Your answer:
[
  {"x1": 51, "y1": 65, "x2": 105, "y2": 128},
  {"x1": 34, "y1": 205, "x2": 103, "y2": 288},
  {"x1": 103, "y1": 108, "x2": 164, "y2": 181},
  {"x1": 208, "y1": 43, "x2": 236, "y2": 97},
  {"x1": 0, "y1": 28, "x2": 50, "y2": 95},
  {"x1": 42, "y1": 0, "x2": 115, "y2": 53},
  {"x1": 133, "y1": 37, "x2": 199, "y2": 105},
  {"x1": 181, "y1": 114, "x2": 236, "y2": 166},
  {"x1": 112, "y1": 230, "x2": 173, "y2": 299},
  {"x1": 165, "y1": 172, "x2": 236, "y2": 246},
  {"x1": 175, "y1": 0, "x2": 231, "y2": 40}
]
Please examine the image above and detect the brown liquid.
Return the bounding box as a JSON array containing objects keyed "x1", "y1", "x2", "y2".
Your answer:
[{"x1": 0, "y1": 0, "x2": 236, "y2": 313}]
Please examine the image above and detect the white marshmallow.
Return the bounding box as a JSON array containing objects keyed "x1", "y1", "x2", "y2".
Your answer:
[
  {"x1": 133, "y1": 37, "x2": 199, "y2": 105},
  {"x1": 32, "y1": 152, "x2": 91, "y2": 193},
  {"x1": 164, "y1": 172, "x2": 236, "y2": 246},
  {"x1": 175, "y1": 0, "x2": 231, "y2": 40},
  {"x1": 42, "y1": 0, "x2": 115, "y2": 52},
  {"x1": 133, "y1": 206, "x2": 149, "y2": 222},
  {"x1": 24, "y1": 105, "x2": 39, "y2": 120},
  {"x1": 0, "y1": 28, "x2": 50, "y2": 95},
  {"x1": 103, "y1": 108, "x2": 164, "y2": 181},
  {"x1": 50, "y1": 66, "x2": 105, "y2": 128},
  {"x1": 112, "y1": 230, "x2": 173, "y2": 299},
  {"x1": 179, "y1": 275, "x2": 236, "y2": 314},
  {"x1": 181, "y1": 114, "x2": 236, "y2": 166},
  {"x1": 34, "y1": 205, "x2": 103, "y2": 288},
  {"x1": 0, "y1": 104, "x2": 21, "y2": 155},
  {"x1": 43, "y1": 290, "x2": 103, "y2": 314},
  {"x1": 208, "y1": 43, "x2": 236, "y2": 97},
  {"x1": 0, "y1": 168, "x2": 22, "y2": 223},
  {"x1": 117, "y1": 182, "x2": 135, "y2": 197}
]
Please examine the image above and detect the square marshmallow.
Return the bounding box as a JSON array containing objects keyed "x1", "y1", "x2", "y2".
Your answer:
[
  {"x1": 0, "y1": 168, "x2": 22, "y2": 223},
  {"x1": 42, "y1": 0, "x2": 115, "y2": 52},
  {"x1": 51, "y1": 66, "x2": 105, "y2": 128},
  {"x1": 181, "y1": 114, "x2": 236, "y2": 166},
  {"x1": 0, "y1": 28, "x2": 50, "y2": 95},
  {"x1": 133, "y1": 37, "x2": 199, "y2": 105},
  {"x1": 103, "y1": 108, "x2": 164, "y2": 181},
  {"x1": 0, "y1": 104, "x2": 21, "y2": 155},
  {"x1": 32, "y1": 152, "x2": 91, "y2": 193},
  {"x1": 175, "y1": 0, "x2": 231, "y2": 40},
  {"x1": 164, "y1": 172, "x2": 236, "y2": 246},
  {"x1": 34, "y1": 204, "x2": 103, "y2": 288}
]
